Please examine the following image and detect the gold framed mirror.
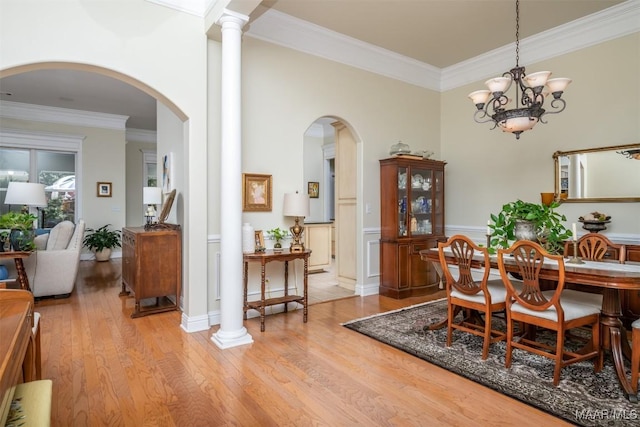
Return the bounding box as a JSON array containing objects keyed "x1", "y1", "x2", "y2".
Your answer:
[{"x1": 553, "y1": 143, "x2": 640, "y2": 203}]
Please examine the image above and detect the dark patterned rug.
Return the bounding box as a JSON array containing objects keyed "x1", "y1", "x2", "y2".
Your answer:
[{"x1": 343, "y1": 299, "x2": 639, "y2": 426}]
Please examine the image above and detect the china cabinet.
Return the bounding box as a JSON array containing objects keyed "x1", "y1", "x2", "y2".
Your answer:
[{"x1": 379, "y1": 156, "x2": 446, "y2": 298}]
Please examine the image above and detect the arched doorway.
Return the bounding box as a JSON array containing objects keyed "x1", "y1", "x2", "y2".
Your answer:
[{"x1": 303, "y1": 116, "x2": 358, "y2": 303}]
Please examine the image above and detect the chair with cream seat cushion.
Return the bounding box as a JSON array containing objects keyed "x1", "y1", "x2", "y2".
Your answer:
[
  {"x1": 0, "y1": 220, "x2": 85, "y2": 298},
  {"x1": 562, "y1": 233, "x2": 624, "y2": 306},
  {"x1": 498, "y1": 240, "x2": 602, "y2": 386},
  {"x1": 438, "y1": 235, "x2": 513, "y2": 360}
]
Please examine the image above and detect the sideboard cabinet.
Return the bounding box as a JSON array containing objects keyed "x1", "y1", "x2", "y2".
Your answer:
[
  {"x1": 121, "y1": 226, "x2": 182, "y2": 318},
  {"x1": 379, "y1": 157, "x2": 447, "y2": 298}
]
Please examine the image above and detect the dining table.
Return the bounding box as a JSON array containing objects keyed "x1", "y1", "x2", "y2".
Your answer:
[{"x1": 420, "y1": 247, "x2": 640, "y2": 402}]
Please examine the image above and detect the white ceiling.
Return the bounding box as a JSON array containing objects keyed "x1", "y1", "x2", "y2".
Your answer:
[{"x1": 0, "y1": 0, "x2": 628, "y2": 131}]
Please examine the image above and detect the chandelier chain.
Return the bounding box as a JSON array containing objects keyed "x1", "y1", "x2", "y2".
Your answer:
[{"x1": 515, "y1": 0, "x2": 520, "y2": 67}]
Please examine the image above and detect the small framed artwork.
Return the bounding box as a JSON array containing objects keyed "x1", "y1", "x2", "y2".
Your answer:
[
  {"x1": 254, "y1": 230, "x2": 265, "y2": 250},
  {"x1": 162, "y1": 152, "x2": 174, "y2": 193},
  {"x1": 242, "y1": 173, "x2": 272, "y2": 212},
  {"x1": 308, "y1": 181, "x2": 319, "y2": 199},
  {"x1": 97, "y1": 182, "x2": 112, "y2": 197}
]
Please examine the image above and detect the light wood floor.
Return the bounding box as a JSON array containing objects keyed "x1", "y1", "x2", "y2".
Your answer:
[{"x1": 33, "y1": 259, "x2": 570, "y2": 426}]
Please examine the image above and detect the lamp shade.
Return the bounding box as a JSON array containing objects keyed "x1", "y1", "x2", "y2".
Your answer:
[
  {"x1": 5, "y1": 182, "x2": 47, "y2": 207},
  {"x1": 143, "y1": 187, "x2": 162, "y2": 205},
  {"x1": 283, "y1": 192, "x2": 310, "y2": 217}
]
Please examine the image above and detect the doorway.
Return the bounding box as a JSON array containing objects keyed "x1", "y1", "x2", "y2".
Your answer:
[{"x1": 303, "y1": 117, "x2": 357, "y2": 303}]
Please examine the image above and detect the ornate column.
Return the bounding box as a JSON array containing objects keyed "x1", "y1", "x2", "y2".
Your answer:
[{"x1": 211, "y1": 9, "x2": 253, "y2": 349}]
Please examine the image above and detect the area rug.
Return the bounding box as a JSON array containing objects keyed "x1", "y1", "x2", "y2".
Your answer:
[{"x1": 343, "y1": 299, "x2": 639, "y2": 427}]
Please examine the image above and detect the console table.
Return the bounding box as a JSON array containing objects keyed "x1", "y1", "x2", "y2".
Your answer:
[
  {"x1": 243, "y1": 249, "x2": 311, "y2": 332},
  {"x1": 120, "y1": 226, "x2": 182, "y2": 318}
]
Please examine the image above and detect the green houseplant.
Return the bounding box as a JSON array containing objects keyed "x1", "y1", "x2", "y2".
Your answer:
[
  {"x1": 488, "y1": 199, "x2": 572, "y2": 255},
  {"x1": 83, "y1": 224, "x2": 121, "y2": 261},
  {"x1": 0, "y1": 212, "x2": 38, "y2": 251},
  {"x1": 267, "y1": 227, "x2": 289, "y2": 249}
]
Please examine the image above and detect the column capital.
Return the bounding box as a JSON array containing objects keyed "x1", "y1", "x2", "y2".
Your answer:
[{"x1": 217, "y1": 8, "x2": 249, "y2": 28}]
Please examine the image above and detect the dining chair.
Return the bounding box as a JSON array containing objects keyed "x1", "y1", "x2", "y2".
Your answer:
[
  {"x1": 438, "y1": 235, "x2": 510, "y2": 360},
  {"x1": 563, "y1": 232, "x2": 625, "y2": 306},
  {"x1": 631, "y1": 318, "x2": 640, "y2": 396},
  {"x1": 498, "y1": 240, "x2": 602, "y2": 386},
  {"x1": 564, "y1": 233, "x2": 626, "y2": 264}
]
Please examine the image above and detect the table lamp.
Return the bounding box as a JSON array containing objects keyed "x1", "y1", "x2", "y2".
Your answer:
[
  {"x1": 5, "y1": 182, "x2": 47, "y2": 227},
  {"x1": 283, "y1": 192, "x2": 310, "y2": 253},
  {"x1": 143, "y1": 187, "x2": 162, "y2": 229}
]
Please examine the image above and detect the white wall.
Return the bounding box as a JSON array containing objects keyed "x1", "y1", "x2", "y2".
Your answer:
[{"x1": 1, "y1": 0, "x2": 210, "y2": 325}]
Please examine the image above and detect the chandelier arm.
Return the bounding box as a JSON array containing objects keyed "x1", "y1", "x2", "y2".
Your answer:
[
  {"x1": 544, "y1": 98, "x2": 567, "y2": 115},
  {"x1": 473, "y1": 109, "x2": 498, "y2": 127}
]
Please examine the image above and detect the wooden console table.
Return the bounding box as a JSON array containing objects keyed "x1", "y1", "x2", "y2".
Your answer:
[
  {"x1": 243, "y1": 249, "x2": 311, "y2": 332},
  {"x1": 120, "y1": 226, "x2": 181, "y2": 318}
]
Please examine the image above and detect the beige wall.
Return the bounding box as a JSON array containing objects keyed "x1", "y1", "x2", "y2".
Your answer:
[
  {"x1": 441, "y1": 33, "x2": 640, "y2": 240},
  {"x1": 237, "y1": 37, "x2": 440, "y2": 233}
]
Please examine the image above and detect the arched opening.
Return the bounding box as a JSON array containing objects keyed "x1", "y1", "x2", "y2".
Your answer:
[{"x1": 303, "y1": 116, "x2": 359, "y2": 303}]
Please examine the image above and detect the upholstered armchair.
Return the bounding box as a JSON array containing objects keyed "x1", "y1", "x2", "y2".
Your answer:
[{"x1": 1, "y1": 220, "x2": 85, "y2": 298}]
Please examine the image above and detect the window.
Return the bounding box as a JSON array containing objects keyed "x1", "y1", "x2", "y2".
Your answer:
[{"x1": 1, "y1": 129, "x2": 82, "y2": 227}]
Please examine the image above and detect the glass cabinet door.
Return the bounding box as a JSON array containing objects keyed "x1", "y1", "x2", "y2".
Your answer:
[
  {"x1": 433, "y1": 170, "x2": 444, "y2": 235},
  {"x1": 408, "y1": 166, "x2": 433, "y2": 237},
  {"x1": 397, "y1": 166, "x2": 408, "y2": 236}
]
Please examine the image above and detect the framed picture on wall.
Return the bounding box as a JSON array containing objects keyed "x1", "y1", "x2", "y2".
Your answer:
[
  {"x1": 308, "y1": 182, "x2": 319, "y2": 198},
  {"x1": 242, "y1": 173, "x2": 272, "y2": 211},
  {"x1": 97, "y1": 182, "x2": 112, "y2": 197},
  {"x1": 162, "y1": 152, "x2": 174, "y2": 193}
]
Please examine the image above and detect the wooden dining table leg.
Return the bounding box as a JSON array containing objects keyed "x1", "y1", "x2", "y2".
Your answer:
[{"x1": 600, "y1": 288, "x2": 637, "y2": 402}]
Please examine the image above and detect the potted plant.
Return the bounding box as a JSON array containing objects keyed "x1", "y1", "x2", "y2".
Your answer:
[
  {"x1": 83, "y1": 224, "x2": 121, "y2": 261},
  {"x1": 0, "y1": 212, "x2": 38, "y2": 251},
  {"x1": 267, "y1": 227, "x2": 289, "y2": 250},
  {"x1": 488, "y1": 199, "x2": 572, "y2": 255}
]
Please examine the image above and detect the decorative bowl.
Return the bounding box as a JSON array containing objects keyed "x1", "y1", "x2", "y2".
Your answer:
[{"x1": 390, "y1": 141, "x2": 411, "y2": 155}]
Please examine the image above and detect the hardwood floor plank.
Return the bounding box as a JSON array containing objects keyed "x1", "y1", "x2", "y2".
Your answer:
[{"x1": 31, "y1": 259, "x2": 572, "y2": 426}]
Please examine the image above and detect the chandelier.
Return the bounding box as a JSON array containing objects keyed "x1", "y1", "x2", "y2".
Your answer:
[
  {"x1": 468, "y1": 0, "x2": 571, "y2": 139},
  {"x1": 617, "y1": 149, "x2": 640, "y2": 160}
]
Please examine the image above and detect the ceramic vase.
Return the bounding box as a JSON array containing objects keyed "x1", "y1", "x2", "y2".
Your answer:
[{"x1": 242, "y1": 223, "x2": 255, "y2": 253}]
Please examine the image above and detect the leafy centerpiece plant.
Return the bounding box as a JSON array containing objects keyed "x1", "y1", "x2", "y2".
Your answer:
[
  {"x1": 488, "y1": 199, "x2": 572, "y2": 255},
  {"x1": 83, "y1": 224, "x2": 121, "y2": 261}
]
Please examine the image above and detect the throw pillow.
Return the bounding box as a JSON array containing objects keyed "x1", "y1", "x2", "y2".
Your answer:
[{"x1": 46, "y1": 221, "x2": 75, "y2": 250}]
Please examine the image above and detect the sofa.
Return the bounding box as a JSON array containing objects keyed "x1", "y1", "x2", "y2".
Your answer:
[{"x1": 1, "y1": 220, "x2": 85, "y2": 298}]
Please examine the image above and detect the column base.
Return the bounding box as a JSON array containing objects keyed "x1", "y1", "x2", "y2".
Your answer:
[{"x1": 211, "y1": 327, "x2": 253, "y2": 349}]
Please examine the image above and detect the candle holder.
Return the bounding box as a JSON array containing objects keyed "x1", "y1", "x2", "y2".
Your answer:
[{"x1": 566, "y1": 240, "x2": 585, "y2": 264}]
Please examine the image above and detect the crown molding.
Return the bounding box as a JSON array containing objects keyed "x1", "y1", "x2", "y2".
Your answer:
[
  {"x1": 243, "y1": 2, "x2": 639, "y2": 93},
  {"x1": 126, "y1": 128, "x2": 157, "y2": 143},
  {"x1": 0, "y1": 101, "x2": 129, "y2": 130},
  {"x1": 442, "y1": 0, "x2": 640, "y2": 91},
  {"x1": 146, "y1": 0, "x2": 211, "y2": 17},
  {"x1": 245, "y1": 9, "x2": 442, "y2": 92},
  {"x1": 0, "y1": 127, "x2": 85, "y2": 151}
]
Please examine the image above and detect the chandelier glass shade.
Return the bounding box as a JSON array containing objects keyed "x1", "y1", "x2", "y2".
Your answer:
[{"x1": 468, "y1": 0, "x2": 571, "y2": 139}]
